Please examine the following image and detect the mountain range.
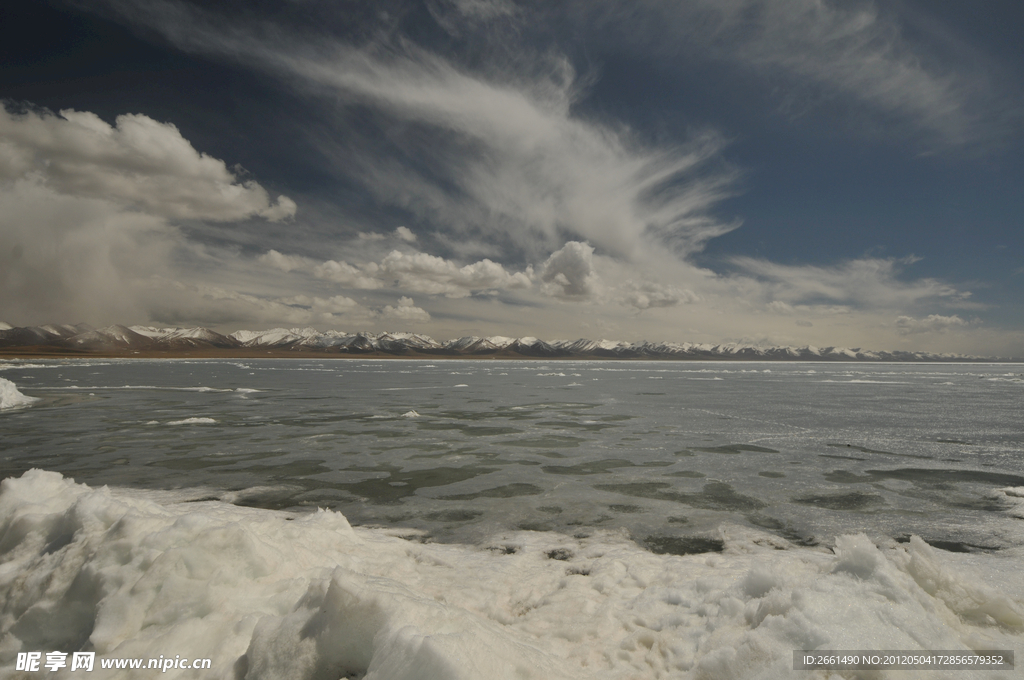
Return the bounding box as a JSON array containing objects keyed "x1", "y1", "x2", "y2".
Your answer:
[{"x1": 0, "y1": 322, "x2": 1003, "y2": 361}]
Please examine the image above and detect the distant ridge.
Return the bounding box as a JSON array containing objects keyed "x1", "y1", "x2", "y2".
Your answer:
[{"x1": 0, "y1": 323, "x2": 1006, "y2": 361}]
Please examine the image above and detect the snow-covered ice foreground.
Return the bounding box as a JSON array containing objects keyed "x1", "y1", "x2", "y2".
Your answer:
[{"x1": 0, "y1": 470, "x2": 1021, "y2": 679}]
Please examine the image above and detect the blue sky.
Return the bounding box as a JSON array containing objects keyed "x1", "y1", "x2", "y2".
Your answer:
[{"x1": 1, "y1": 0, "x2": 1022, "y2": 356}]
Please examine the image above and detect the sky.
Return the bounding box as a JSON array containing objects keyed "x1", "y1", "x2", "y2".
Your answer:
[{"x1": 1, "y1": 0, "x2": 1022, "y2": 357}]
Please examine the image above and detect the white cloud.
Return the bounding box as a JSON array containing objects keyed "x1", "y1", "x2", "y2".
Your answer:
[
  {"x1": 540, "y1": 241, "x2": 599, "y2": 298},
  {"x1": 0, "y1": 177, "x2": 174, "y2": 325},
  {"x1": 580, "y1": 0, "x2": 1001, "y2": 148},
  {"x1": 895, "y1": 314, "x2": 969, "y2": 335},
  {"x1": 731, "y1": 256, "x2": 968, "y2": 310},
  {"x1": 6, "y1": 3, "x2": 1016, "y2": 357},
  {"x1": 394, "y1": 226, "x2": 417, "y2": 242},
  {"x1": 258, "y1": 249, "x2": 307, "y2": 273},
  {"x1": 0, "y1": 104, "x2": 302, "y2": 329},
  {"x1": 378, "y1": 250, "x2": 530, "y2": 297},
  {"x1": 333, "y1": 63, "x2": 737, "y2": 258},
  {"x1": 88, "y1": 3, "x2": 740, "y2": 261},
  {"x1": 767, "y1": 300, "x2": 796, "y2": 315},
  {"x1": 708, "y1": 0, "x2": 978, "y2": 144},
  {"x1": 448, "y1": 0, "x2": 518, "y2": 21},
  {"x1": 380, "y1": 297, "x2": 431, "y2": 324},
  {"x1": 145, "y1": 283, "x2": 396, "y2": 329},
  {"x1": 0, "y1": 106, "x2": 296, "y2": 222},
  {"x1": 259, "y1": 249, "x2": 382, "y2": 289},
  {"x1": 309, "y1": 295, "x2": 361, "y2": 315},
  {"x1": 311, "y1": 260, "x2": 382, "y2": 289},
  {"x1": 145, "y1": 282, "x2": 339, "y2": 328},
  {"x1": 623, "y1": 281, "x2": 699, "y2": 310},
  {"x1": 257, "y1": 247, "x2": 531, "y2": 298},
  {"x1": 764, "y1": 300, "x2": 849, "y2": 317}
]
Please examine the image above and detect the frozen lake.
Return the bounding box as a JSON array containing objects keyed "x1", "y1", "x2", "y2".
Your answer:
[
  {"x1": 1, "y1": 359, "x2": 1022, "y2": 679},
  {"x1": 2, "y1": 359, "x2": 1022, "y2": 549}
]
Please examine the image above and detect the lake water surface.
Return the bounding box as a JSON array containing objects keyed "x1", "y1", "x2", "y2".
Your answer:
[{"x1": 1, "y1": 359, "x2": 1022, "y2": 679}]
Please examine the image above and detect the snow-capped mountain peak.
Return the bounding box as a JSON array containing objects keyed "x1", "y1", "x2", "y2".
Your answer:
[{"x1": 0, "y1": 323, "x2": 1005, "y2": 361}]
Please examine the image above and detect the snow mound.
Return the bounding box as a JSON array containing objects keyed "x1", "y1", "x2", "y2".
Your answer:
[
  {"x1": 0, "y1": 378, "x2": 38, "y2": 410},
  {"x1": 1, "y1": 471, "x2": 1022, "y2": 680}
]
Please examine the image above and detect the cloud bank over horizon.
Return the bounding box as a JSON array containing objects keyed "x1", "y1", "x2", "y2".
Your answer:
[{"x1": 1, "y1": 0, "x2": 1022, "y2": 356}]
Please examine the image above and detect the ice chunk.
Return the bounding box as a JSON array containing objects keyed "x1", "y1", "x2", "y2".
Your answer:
[
  {"x1": 997, "y1": 487, "x2": 1024, "y2": 519},
  {"x1": 0, "y1": 377, "x2": 38, "y2": 410},
  {"x1": 166, "y1": 417, "x2": 217, "y2": 425}
]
